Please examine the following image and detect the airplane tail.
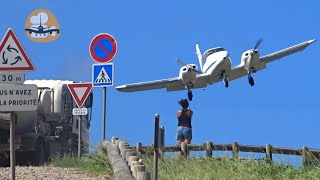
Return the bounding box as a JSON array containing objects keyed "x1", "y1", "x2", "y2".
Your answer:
[{"x1": 196, "y1": 43, "x2": 204, "y2": 73}]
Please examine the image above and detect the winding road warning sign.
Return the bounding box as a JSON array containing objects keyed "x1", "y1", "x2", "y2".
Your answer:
[
  {"x1": 0, "y1": 28, "x2": 35, "y2": 71},
  {"x1": 89, "y1": 33, "x2": 117, "y2": 63}
]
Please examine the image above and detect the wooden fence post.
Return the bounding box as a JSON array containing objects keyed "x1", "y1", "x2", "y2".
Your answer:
[
  {"x1": 265, "y1": 144, "x2": 273, "y2": 164},
  {"x1": 111, "y1": 136, "x2": 118, "y2": 144},
  {"x1": 302, "y1": 146, "x2": 310, "y2": 167},
  {"x1": 159, "y1": 126, "x2": 165, "y2": 159},
  {"x1": 232, "y1": 142, "x2": 239, "y2": 160},
  {"x1": 136, "y1": 142, "x2": 145, "y2": 155},
  {"x1": 137, "y1": 171, "x2": 151, "y2": 180},
  {"x1": 206, "y1": 141, "x2": 213, "y2": 158},
  {"x1": 126, "y1": 151, "x2": 137, "y2": 162}
]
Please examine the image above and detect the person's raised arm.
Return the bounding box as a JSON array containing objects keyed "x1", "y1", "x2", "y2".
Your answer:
[{"x1": 177, "y1": 110, "x2": 182, "y2": 117}]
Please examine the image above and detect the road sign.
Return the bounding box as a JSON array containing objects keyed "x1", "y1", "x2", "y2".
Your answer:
[
  {"x1": 0, "y1": 84, "x2": 38, "y2": 111},
  {"x1": 89, "y1": 33, "x2": 117, "y2": 63},
  {"x1": 0, "y1": 72, "x2": 24, "y2": 84},
  {"x1": 0, "y1": 28, "x2": 35, "y2": 71},
  {"x1": 72, "y1": 108, "x2": 88, "y2": 115},
  {"x1": 67, "y1": 83, "x2": 93, "y2": 108},
  {"x1": 92, "y1": 63, "x2": 114, "y2": 87}
]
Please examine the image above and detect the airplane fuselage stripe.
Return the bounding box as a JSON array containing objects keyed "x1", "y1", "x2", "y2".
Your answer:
[{"x1": 204, "y1": 61, "x2": 217, "y2": 74}]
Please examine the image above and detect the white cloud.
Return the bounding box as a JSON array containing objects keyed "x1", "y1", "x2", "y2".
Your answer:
[{"x1": 30, "y1": 12, "x2": 48, "y2": 24}]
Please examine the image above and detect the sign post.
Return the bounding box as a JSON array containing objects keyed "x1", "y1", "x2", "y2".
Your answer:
[
  {"x1": 67, "y1": 83, "x2": 92, "y2": 158},
  {"x1": 78, "y1": 115, "x2": 81, "y2": 158},
  {"x1": 10, "y1": 112, "x2": 16, "y2": 180},
  {"x1": 90, "y1": 33, "x2": 117, "y2": 141},
  {"x1": 0, "y1": 28, "x2": 36, "y2": 180}
]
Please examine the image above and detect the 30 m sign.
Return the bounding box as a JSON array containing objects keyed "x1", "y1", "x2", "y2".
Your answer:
[{"x1": 0, "y1": 72, "x2": 25, "y2": 84}]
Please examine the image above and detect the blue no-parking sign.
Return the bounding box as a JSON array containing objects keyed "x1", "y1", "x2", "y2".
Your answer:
[
  {"x1": 92, "y1": 63, "x2": 114, "y2": 87},
  {"x1": 89, "y1": 33, "x2": 117, "y2": 63}
]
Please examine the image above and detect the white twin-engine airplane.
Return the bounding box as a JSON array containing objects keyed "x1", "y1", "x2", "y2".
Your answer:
[{"x1": 116, "y1": 39, "x2": 316, "y2": 101}]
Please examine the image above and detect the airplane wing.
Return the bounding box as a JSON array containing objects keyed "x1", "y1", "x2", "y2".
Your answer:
[
  {"x1": 116, "y1": 74, "x2": 210, "y2": 92},
  {"x1": 116, "y1": 77, "x2": 182, "y2": 92},
  {"x1": 228, "y1": 65, "x2": 248, "y2": 81},
  {"x1": 43, "y1": 29, "x2": 60, "y2": 33},
  {"x1": 260, "y1": 39, "x2": 316, "y2": 63},
  {"x1": 229, "y1": 39, "x2": 316, "y2": 81},
  {"x1": 25, "y1": 29, "x2": 38, "y2": 33}
]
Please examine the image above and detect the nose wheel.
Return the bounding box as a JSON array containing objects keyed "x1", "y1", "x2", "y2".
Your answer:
[
  {"x1": 223, "y1": 78, "x2": 229, "y2": 88},
  {"x1": 248, "y1": 75, "x2": 254, "y2": 86},
  {"x1": 187, "y1": 90, "x2": 193, "y2": 101}
]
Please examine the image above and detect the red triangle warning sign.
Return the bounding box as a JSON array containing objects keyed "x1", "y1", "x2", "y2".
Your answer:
[
  {"x1": 0, "y1": 28, "x2": 35, "y2": 71},
  {"x1": 68, "y1": 83, "x2": 93, "y2": 108}
]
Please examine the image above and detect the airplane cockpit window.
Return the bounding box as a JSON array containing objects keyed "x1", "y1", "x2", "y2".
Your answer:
[{"x1": 204, "y1": 48, "x2": 225, "y2": 58}]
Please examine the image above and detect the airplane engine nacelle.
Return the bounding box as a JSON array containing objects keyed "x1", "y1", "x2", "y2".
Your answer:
[
  {"x1": 179, "y1": 64, "x2": 198, "y2": 85},
  {"x1": 241, "y1": 49, "x2": 260, "y2": 70}
]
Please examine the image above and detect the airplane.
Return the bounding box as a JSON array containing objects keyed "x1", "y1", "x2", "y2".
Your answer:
[
  {"x1": 116, "y1": 38, "x2": 316, "y2": 101},
  {"x1": 25, "y1": 15, "x2": 60, "y2": 36}
]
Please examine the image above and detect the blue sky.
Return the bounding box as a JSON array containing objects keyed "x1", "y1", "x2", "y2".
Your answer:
[{"x1": 1, "y1": 1, "x2": 319, "y2": 157}]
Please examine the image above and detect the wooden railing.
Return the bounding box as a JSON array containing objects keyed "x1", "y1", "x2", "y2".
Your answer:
[
  {"x1": 132, "y1": 125, "x2": 320, "y2": 167},
  {"x1": 133, "y1": 142, "x2": 320, "y2": 166}
]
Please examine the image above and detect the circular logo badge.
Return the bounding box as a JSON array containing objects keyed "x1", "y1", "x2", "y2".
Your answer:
[{"x1": 25, "y1": 9, "x2": 60, "y2": 42}]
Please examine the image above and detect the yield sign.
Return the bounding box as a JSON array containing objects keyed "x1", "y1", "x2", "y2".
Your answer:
[
  {"x1": 67, "y1": 83, "x2": 93, "y2": 108},
  {"x1": 0, "y1": 28, "x2": 35, "y2": 71}
]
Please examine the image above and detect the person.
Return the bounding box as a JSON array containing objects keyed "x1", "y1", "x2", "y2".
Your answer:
[{"x1": 177, "y1": 99, "x2": 193, "y2": 145}]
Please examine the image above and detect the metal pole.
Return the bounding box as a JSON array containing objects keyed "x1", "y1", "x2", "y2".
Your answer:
[
  {"x1": 102, "y1": 87, "x2": 106, "y2": 141},
  {"x1": 153, "y1": 114, "x2": 160, "y2": 180},
  {"x1": 78, "y1": 115, "x2": 82, "y2": 158},
  {"x1": 10, "y1": 112, "x2": 15, "y2": 180}
]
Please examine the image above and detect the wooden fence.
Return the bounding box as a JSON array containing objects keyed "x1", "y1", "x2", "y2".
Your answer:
[
  {"x1": 134, "y1": 142, "x2": 320, "y2": 166},
  {"x1": 132, "y1": 127, "x2": 320, "y2": 167}
]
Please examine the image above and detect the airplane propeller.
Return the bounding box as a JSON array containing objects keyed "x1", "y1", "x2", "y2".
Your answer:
[
  {"x1": 176, "y1": 58, "x2": 202, "y2": 74},
  {"x1": 252, "y1": 38, "x2": 263, "y2": 55},
  {"x1": 246, "y1": 38, "x2": 263, "y2": 66}
]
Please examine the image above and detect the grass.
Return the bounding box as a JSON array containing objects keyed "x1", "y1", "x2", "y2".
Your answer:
[
  {"x1": 49, "y1": 147, "x2": 113, "y2": 177},
  {"x1": 143, "y1": 156, "x2": 320, "y2": 180},
  {"x1": 49, "y1": 146, "x2": 320, "y2": 179}
]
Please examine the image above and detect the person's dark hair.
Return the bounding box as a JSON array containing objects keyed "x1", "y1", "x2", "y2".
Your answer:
[{"x1": 178, "y1": 99, "x2": 189, "y2": 109}]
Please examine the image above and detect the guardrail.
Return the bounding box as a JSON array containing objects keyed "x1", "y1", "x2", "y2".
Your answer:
[{"x1": 102, "y1": 137, "x2": 150, "y2": 180}]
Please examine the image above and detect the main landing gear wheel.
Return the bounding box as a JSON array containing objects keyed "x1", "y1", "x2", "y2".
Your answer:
[
  {"x1": 188, "y1": 91, "x2": 193, "y2": 101},
  {"x1": 223, "y1": 78, "x2": 229, "y2": 88},
  {"x1": 248, "y1": 76, "x2": 254, "y2": 86}
]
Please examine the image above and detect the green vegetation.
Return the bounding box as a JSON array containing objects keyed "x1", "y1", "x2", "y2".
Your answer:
[
  {"x1": 50, "y1": 147, "x2": 112, "y2": 177},
  {"x1": 143, "y1": 157, "x2": 320, "y2": 180}
]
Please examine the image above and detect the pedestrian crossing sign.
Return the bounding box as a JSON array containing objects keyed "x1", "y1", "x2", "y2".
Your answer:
[{"x1": 92, "y1": 63, "x2": 114, "y2": 87}]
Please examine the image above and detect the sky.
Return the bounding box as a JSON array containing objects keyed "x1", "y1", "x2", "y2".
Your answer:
[{"x1": 1, "y1": 1, "x2": 319, "y2": 162}]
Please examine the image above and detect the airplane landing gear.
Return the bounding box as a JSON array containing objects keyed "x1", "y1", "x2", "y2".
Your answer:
[
  {"x1": 221, "y1": 70, "x2": 229, "y2": 88},
  {"x1": 188, "y1": 90, "x2": 193, "y2": 101},
  {"x1": 248, "y1": 75, "x2": 254, "y2": 86},
  {"x1": 223, "y1": 78, "x2": 229, "y2": 88}
]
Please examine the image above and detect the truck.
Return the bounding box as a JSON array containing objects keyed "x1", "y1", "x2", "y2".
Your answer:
[{"x1": 0, "y1": 80, "x2": 93, "y2": 166}]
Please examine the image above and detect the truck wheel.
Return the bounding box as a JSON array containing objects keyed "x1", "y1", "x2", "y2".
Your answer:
[
  {"x1": 0, "y1": 154, "x2": 9, "y2": 167},
  {"x1": 31, "y1": 140, "x2": 46, "y2": 165}
]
